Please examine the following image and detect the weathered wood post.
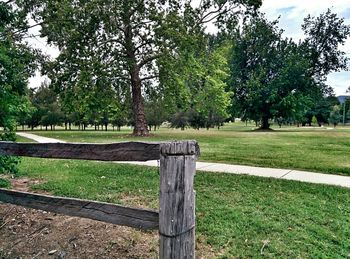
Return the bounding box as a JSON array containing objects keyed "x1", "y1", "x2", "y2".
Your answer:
[{"x1": 159, "y1": 141, "x2": 198, "y2": 259}]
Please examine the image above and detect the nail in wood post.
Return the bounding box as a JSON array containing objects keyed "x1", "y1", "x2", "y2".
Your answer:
[{"x1": 159, "y1": 141, "x2": 197, "y2": 259}]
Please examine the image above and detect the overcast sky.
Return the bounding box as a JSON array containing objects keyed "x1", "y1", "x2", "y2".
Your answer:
[{"x1": 28, "y1": 0, "x2": 350, "y2": 95}]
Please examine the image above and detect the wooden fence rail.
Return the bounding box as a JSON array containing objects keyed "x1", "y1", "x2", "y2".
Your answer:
[
  {"x1": 0, "y1": 188, "x2": 159, "y2": 230},
  {"x1": 0, "y1": 140, "x2": 199, "y2": 259}
]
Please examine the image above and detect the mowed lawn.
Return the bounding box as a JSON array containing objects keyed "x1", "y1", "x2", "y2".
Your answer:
[
  {"x1": 13, "y1": 157, "x2": 350, "y2": 258},
  {"x1": 4, "y1": 125, "x2": 350, "y2": 257},
  {"x1": 27, "y1": 122, "x2": 350, "y2": 176}
]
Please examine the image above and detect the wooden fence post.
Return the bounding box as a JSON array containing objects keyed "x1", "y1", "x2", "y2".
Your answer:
[{"x1": 159, "y1": 141, "x2": 197, "y2": 259}]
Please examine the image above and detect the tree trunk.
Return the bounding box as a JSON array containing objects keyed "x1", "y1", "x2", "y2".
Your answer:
[
  {"x1": 261, "y1": 116, "x2": 270, "y2": 130},
  {"x1": 124, "y1": 18, "x2": 149, "y2": 137},
  {"x1": 131, "y1": 66, "x2": 149, "y2": 136}
]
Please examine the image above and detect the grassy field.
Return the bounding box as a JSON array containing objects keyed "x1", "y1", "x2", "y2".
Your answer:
[
  {"x1": 26, "y1": 122, "x2": 350, "y2": 176},
  {"x1": 11, "y1": 157, "x2": 350, "y2": 258}
]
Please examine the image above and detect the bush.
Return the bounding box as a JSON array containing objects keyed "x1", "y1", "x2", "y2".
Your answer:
[
  {"x1": 0, "y1": 178, "x2": 11, "y2": 188},
  {"x1": 0, "y1": 131, "x2": 20, "y2": 175}
]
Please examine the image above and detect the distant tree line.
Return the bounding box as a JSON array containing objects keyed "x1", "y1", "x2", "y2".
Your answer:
[
  {"x1": 19, "y1": 81, "x2": 350, "y2": 131},
  {"x1": 20, "y1": 76, "x2": 229, "y2": 131}
]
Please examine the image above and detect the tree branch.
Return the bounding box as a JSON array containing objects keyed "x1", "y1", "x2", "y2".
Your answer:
[
  {"x1": 199, "y1": 2, "x2": 240, "y2": 24},
  {"x1": 11, "y1": 21, "x2": 44, "y2": 36},
  {"x1": 200, "y1": 5, "x2": 225, "y2": 23},
  {"x1": 140, "y1": 74, "x2": 159, "y2": 81},
  {"x1": 99, "y1": 38, "x2": 127, "y2": 48},
  {"x1": 138, "y1": 53, "x2": 162, "y2": 68},
  {"x1": 132, "y1": 20, "x2": 154, "y2": 30},
  {"x1": 134, "y1": 40, "x2": 153, "y2": 53}
]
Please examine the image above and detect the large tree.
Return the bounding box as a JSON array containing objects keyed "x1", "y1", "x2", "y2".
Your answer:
[
  {"x1": 34, "y1": 0, "x2": 260, "y2": 136},
  {"x1": 0, "y1": 1, "x2": 38, "y2": 173},
  {"x1": 302, "y1": 9, "x2": 350, "y2": 81},
  {"x1": 229, "y1": 16, "x2": 315, "y2": 129},
  {"x1": 229, "y1": 10, "x2": 350, "y2": 129}
]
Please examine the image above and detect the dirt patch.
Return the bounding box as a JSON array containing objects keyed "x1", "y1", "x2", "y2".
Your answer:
[
  {"x1": 0, "y1": 178, "x2": 216, "y2": 258},
  {"x1": 10, "y1": 177, "x2": 46, "y2": 193},
  {"x1": 0, "y1": 203, "x2": 159, "y2": 259},
  {"x1": 0, "y1": 176, "x2": 46, "y2": 193}
]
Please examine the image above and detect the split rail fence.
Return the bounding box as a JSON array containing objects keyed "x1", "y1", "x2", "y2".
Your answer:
[{"x1": 0, "y1": 140, "x2": 200, "y2": 258}]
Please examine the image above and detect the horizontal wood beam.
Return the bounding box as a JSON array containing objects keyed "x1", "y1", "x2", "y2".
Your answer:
[
  {"x1": 0, "y1": 141, "x2": 200, "y2": 161},
  {"x1": 0, "y1": 188, "x2": 159, "y2": 230},
  {"x1": 0, "y1": 141, "x2": 160, "y2": 161}
]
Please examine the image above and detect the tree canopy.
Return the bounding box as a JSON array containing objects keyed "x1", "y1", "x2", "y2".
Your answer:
[
  {"x1": 0, "y1": 1, "x2": 38, "y2": 173},
  {"x1": 228, "y1": 11, "x2": 349, "y2": 129},
  {"x1": 32, "y1": 0, "x2": 261, "y2": 135}
]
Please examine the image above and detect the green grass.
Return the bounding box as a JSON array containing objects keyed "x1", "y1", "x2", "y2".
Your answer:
[
  {"x1": 17, "y1": 157, "x2": 350, "y2": 258},
  {"x1": 16, "y1": 135, "x2": 34, "y2": 142},
  {"x1": 28, "y1": 122, "x2": 350, "y2": 176}
]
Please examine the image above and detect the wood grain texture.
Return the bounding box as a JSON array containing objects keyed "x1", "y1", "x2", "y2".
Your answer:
[
  {"x1": 159, "y1": 141, "x2": 196, "y2": 259},
  {"x1": 0, "y1": 188, "x2": 159, "y2": 230},
  {"x1": 160, "y1": 140, "x2": 200, "y2": 156},
  {"x1": 0, "y1": 140, "x2": 200, "y2": 161},
  {"x1": 0, "y1": 141, "x2": 160, "y2": 161}
]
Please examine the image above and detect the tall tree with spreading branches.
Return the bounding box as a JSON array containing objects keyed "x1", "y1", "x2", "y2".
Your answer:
[{"x1": 33, "y1": 0, "x2": 260, "y2": 136}]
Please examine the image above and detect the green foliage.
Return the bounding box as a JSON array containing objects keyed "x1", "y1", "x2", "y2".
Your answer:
[
  {"x1": 302, "y1": 9, "x2": 350, "y2": 80},
  {"x1": 170, "y1": 111, "x2": 189, "y2": 130},
  {"x1": 161, "y1": 33, "x2": 232, "y2": 130},
  {"x1": 311, "y1": 96, "x2": 340, "y2": 126},
  {"x1": 0, "y1": 1, "x2": 37, "y2": 173},
  {"x1": 346, "y1": 109, "x2": 350, "y2": 122},
  {"x1": 0, "y1": 178, "x2": 11, "y2": 188},
  {"x1": 32, "y1": 0, "x2": 261, "y2": 135},
  {"x1": 229, "y1": 15, "x2": 315, "y2": 129},
  {"x1": 329, "y1": 105, "x2": 342, "y2": 127},
  {"x1": 228, "y1": 9, "x2": 349, "y2": 129}
]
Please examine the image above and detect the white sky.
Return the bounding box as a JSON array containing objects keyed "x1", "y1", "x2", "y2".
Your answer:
[{"x1": 28, "y1": 0, "x2": 350, "y2": 95}]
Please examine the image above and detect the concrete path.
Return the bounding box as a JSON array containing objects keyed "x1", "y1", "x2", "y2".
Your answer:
[
  {"x1": 16, "y1": 132, "x2": 350, "y2": 189},
  {"x1": 17, "y1": 132, "x2": 66, "y2": 143}
]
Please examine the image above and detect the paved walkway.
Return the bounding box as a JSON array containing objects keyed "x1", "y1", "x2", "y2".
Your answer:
[
  {"x1": 16, "y1": 132, "x2": 350, "y2": 189},
  {"x1": 17, "y1": 132, "x2": 66, "y2": 143}
]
